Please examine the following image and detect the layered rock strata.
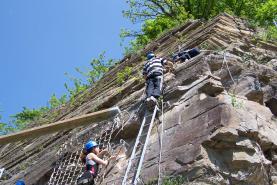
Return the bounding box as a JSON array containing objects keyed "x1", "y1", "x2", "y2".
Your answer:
[{"x1": 0, "y1": 13, "x2": 276, "y2": 185}]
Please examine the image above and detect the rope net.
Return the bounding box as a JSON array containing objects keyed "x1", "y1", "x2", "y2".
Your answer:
[{"x1": 48, "y1": 117, "x2": 120, "y2": 185}]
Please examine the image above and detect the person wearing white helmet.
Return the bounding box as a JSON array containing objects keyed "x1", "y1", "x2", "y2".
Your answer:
[{"x1": 77, "y1": 140, "x2": 115, "y2": 185}]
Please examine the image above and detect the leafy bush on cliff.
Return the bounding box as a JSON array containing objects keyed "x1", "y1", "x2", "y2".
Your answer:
[
  {"x1": 116, "y1": 66, "x2": 133, "y2": 85},
  {"x1": 64, "y1": 52, "x2": 117, "y2": 101},
  {"x1": 122, "y1": 0, "x2": 277, "y2": 52}
]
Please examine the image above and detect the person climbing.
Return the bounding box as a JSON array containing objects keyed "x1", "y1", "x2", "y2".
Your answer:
[
  {"x1": 77, "y1": 140, "x2": 116, "y2": 185},
  {"x1": 143, "y1": 51, "x2": 173, "y2": 107},
  {"x1": 172, "y1": 48, "x2": 200, "y2": 63}
]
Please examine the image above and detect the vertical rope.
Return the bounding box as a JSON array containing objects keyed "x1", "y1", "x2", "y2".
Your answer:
[
  {"x1": 223, "y1": 52, "x2": 236, "y2": 84},
  {"x1": 158, "y1": 72, "x2": 164, "y2": 185},
  {"x1": 158, "y1": 98, "x2": 164, "y2": 185}
]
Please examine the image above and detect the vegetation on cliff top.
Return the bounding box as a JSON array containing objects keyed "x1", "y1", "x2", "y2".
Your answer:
[
  {"x1": 121, "y1": 0, "x2": 277, "y2": 54},
  {"x1": 0, "y1": 0, "x2": 276, "y2": 135}
]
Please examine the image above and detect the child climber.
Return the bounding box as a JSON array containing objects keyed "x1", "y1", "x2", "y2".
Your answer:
[
  {"x1": 77, "y1": 140, "x2": 115, "y2": 185},
  {"x1": 143, "y1": 51, "x2": 173, "y2": 107}
]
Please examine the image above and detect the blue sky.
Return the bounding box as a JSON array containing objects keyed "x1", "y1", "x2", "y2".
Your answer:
[{"x1": 0, "y1": 0, "x2": 139, "y2": 123}]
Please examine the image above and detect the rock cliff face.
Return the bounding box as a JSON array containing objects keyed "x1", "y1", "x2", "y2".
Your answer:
[{"x1": 0, "y1": 13, "x2": 276, "y2": 185}]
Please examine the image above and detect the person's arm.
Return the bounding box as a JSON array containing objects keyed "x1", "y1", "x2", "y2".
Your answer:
[
  {"x1": 165, "y1": 60, "x2": 174, "y2": 69},
  {"x1": 142, "y1": 69, "x2": 146, "y2": 78},
  {"x1": 97, "y1": 148, "x2": 109, "y2": 158},
  {"x1": 161, "y1": 58, "x2": 167, "y2": 66},
  {"x1": 89, "y1": 153, "x2": 116, "y2": 166},
  {"x1": 142, "y1": 62, "x2": 148, "y2": 79}
]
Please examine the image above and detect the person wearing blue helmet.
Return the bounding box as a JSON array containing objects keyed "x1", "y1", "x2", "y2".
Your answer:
[
  {"x1": 143, "y1": 51, "x2": 173, "y2": 107},
  {"x1": 146, "y1": 52, "x2": 155, "y2": 60},
  {"x1": 16, "y1": 180, "x2": 25, "y2": 185},
  {"x1": 77, "y1": 140, "x2": 115, "y2": 185}
]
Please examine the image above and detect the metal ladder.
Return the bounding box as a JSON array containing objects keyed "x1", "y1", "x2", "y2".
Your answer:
[{"x1": 122, "y1": 105, "x2": 159, "y2": 185}]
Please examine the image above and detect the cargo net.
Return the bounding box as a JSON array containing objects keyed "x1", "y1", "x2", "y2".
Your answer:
[{"x1": 48, "y1": 116, "x2": 121, "y2": 185}]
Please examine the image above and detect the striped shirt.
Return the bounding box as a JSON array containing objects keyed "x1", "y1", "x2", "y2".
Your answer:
[{"x1": 143, "y1": 57, "x2": 167, "y2": 78}]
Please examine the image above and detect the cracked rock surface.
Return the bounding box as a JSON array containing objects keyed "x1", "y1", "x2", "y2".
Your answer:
[{"x1": 0, "y1": 13, "x2": 276, "y2": 185}]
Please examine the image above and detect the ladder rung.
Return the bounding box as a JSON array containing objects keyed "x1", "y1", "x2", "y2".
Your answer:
[
  {"x1": 145, "y1": 113, "x2": 154, "y2": 117},
  {"x1": 127, "y1": 174, "x2": 135, "y2": 179},
  {"x1": 135, "y1": 140, "x2": 145, "y2": 147},
  {"x1": 141, "y1": 133, "x2": 148, "y2": 137},
  {"x1": 129, "y1": 168, "x2": 138, "y2": 173},
  {"x1": 144, "y1": 123, "x2": 150, "y2": 127},
  {"x1": 132, "y1": 155, "x2": 141, "y2": 160}
]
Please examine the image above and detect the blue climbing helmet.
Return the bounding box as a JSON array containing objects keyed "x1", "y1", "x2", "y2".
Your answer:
[
  {"x1": 146, "y1": 51, "x2": 155, "y2": 60},
  {"x1": 85, "y1": 140, "x2": 98, "y2": 152},
  {"x1": 16, "y1": 180, "x2": 25, "y2": 185}
]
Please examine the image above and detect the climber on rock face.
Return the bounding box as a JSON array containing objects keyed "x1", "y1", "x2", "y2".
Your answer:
[
  {"x1": 143, "y1": 51, "x2": 173, "y2": 107},
  {"x1": 77, "y1": 140, "x2": 116, "y2": 185},
  {"x1": 172, "y1": 48, "x2": 200, "y2": 63}
]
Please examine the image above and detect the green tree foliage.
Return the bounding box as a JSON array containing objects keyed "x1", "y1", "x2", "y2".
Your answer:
[
  {"x1": 122, "y1": 0, "x2": 277, "y2": 52},
  {"x1": 124, "y1": 0, "x2": 274, "y2": 23},
  {"x1": 121, "y1": 14, "x2": 189, "y2": 54},
  {"x1": 116, "y1": 66, "x2": 133, "y2": 84},
  {"x1": 64, "y1": 52, "x2": 117, "y2": 100},
  {"x1": 255, "y1": 0, "x2": 277, "y2": 40},
  {"x1": 123, "y1": 0, "x2": 190, "y2": 23},
  {"x1": 1, "y1": 94, "x2": 68, "y2": 135},
  {"x1": 11, "y1": 107, "x2": 48, "y2": 130},
  {"x1": 48, "y1": 94, "x2": 67, "y2": 109},
  {"x1": 0, "y1": 123, "x2": 14, "y2": 135},
  {"x1": 256, "y1": 0, "x2": 277, "y2": 26},
  {"x1": 87, "y1": 52, "x2": 116, "y2": 84},
  {"x1": 64, "y1": 76, "x2": 88, "y2": 100},
  {"x1": 0, "y1": 114, "x2": 6, "y2": 135},
  {"x1": 0, "y1": 110, "x2": 15, "y2": 135}
]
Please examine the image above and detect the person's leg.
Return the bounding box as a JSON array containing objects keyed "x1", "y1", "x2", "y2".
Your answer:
[
  {"x1": 189, "y1": 48, "x2": 200, "y2": 58},
  {"x1": 146, "y1": 78, "x2": 154, "y2": 98},
  {"x1": 153, "y1": 76, "x2": 163, "y2": 98},
  {"x1": 89, "y1": 178, "x2": 95, "y2": 185}
]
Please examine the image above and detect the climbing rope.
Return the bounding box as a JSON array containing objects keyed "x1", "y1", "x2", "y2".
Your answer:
[
  {"x1": 113, "y1": 103, "x2": 144, "y2": 139},
  {"x1": 157, "y1": 71, "x2": 165, "y2": 185},
  {"x1": 223, "y1": 52, "x2": 236, "y2": 84},
  {"x1": 0, "y1": 168, "x2": 4, "y2": 179},
  {"x1": 157, "y1": 98, "x2": 164, "y2": 185}
]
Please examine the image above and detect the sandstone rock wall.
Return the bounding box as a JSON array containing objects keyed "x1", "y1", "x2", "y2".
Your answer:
[{"x1": 0, "y1": 13, "x2": 276, "y2": 185}]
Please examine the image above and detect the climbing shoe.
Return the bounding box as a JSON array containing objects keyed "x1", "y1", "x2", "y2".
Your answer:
[{"x1": 146, "y1": 96, "x2": 158, "y2": 110}]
